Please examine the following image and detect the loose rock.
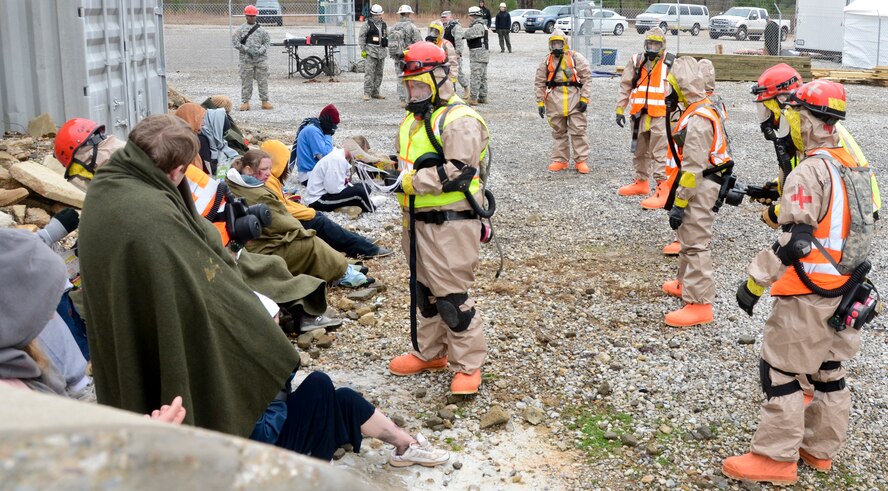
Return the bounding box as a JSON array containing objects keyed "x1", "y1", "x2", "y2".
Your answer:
[
  {"x1": 598, "y1": 381, "x2": 612, "y2": 396},
  {"x1": 9, "y1": 161, "x2": 85, "y2": 208},
  {"x1": 522, "y1": 406, "x2": 546, "y2": 426},
  {"x1": 316, "y1": 334, "x2": 334, "y2": 349},
  {"x1": 452, "y1": 461, "x2": 463, "y2": 470},
  {"x1": 620, "y1": 434, "x2": 639, "y2": 447},
  {"x1": 480, "y1": 405, "x2": 510, "y2": 429},
  {"x1": 0, "y1": 188, "x2": 29, "y2": 207},
  {"x1": 24, "y1": 208, "x2": 50, "y2": 228},
  {"x1": 438, "y1": 408, "x2": 455, "y2": 421},
  {"x1": 738, "y1": 334, "x2": 756, "y2": 345},
  {"x1": 27, "y1": 113, "x2": 56, "y2": 139},
  {"x1": 414, "y1": 388, "x2": 427, "y2": 399},
  {"x1": 296, "y1": 334, "x2": 313, "y2": 350},
  {"x1": 602, "y1": 431, "x2": 618, "y2": 441},
  {"x1": 358, "y1": 313, "x2": 377, "y2": 327},
  {"x1": 347, "y1": 287, "x2": 377, "y2": 301}
]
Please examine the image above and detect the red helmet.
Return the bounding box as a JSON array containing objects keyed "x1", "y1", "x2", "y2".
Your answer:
[
  {"x1": 751, "y1": 63, "x2": 802, "y2": 102},
  {"x1": 401, "y1": 41, "x2": 447, "y2": 77},
  {"x1": 54, "y1": 118, "x2": 105, "y2": 167},
  {"x1": 787, "y1": 80, "x2": 846, "y2": 123},
  {"x1": 244, "y1": 5, "x2": 259, "y2": 16}
]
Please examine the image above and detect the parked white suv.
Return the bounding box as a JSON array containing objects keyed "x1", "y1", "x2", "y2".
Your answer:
[
  {"x1": 709, "y1": 7, "x2": 791, "y2": 41},
  {"x1": 635, "y1": 3, "x2": 709, "y2": 36}
]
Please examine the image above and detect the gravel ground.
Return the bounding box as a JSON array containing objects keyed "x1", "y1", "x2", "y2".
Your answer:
[{"x1": 163, "y1": 25, "x2": 888, "y2": 490}]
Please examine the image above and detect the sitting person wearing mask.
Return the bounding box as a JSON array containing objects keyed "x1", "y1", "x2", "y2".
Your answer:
[
  {"x1": 54, "y1": 118, "x2": 126, "y2": 192},
  {"x1": 291, "y1": 104, "x2": 339, "y2": 184},
  {"x1": 303, "y1": 148, "x2": 375, "y2": 213},
  {"x1": 261, "y1": 140, "x2": 392, "y2": 258},
  {"x1": 75, "y1": 117, "x2": 445, "y2": 465},
  {"x1": 0, "y1": 229, "x2": 186, "y2": 425},
  {"x1": 227, "y1": 149, "x2": 372, "y2": 287}
]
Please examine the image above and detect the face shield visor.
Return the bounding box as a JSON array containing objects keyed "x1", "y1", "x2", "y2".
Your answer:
[
  {"x1": 549, "y1": 39, "x2": 565, "y2": 55},
  {"x1": 644, "y1": 40, "x2": 663, "y2": 59},
  {"x1": 426, "y1": 27, "x2": 443, "y2": 44}
]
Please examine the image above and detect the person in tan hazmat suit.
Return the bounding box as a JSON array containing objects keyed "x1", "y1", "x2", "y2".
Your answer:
[
  {"x1": 723, "y1": 80, "x2": 877, "y2": 485},
  {"x1": 660, "y1": 57, "x2": 733, "y2": 328},
  {"x1": 615, "y1": 27, "x2": 673, "y2": 208},
  {"x1": 534, "y1": 29, "x2": 592, "y2": 174},
  {"x1": 388, "y1": 42, "x2": 491, "y2": 395}
]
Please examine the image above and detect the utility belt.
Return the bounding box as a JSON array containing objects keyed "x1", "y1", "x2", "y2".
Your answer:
[
  {"x1": 414, "y1": 209, "x2": 478, "y2": 225},
  {"x1": 546, "y1": 81, "x2": 583, "y2": 88}
]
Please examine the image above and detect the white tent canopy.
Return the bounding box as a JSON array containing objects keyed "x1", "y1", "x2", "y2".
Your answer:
[{"x1": 843, "y1": 0, "x2": 888, "y2": 69}]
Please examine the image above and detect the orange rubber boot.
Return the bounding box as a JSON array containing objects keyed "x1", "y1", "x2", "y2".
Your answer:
[
  {"x1": 662, "y1": 241, "x2": 681, "y2": 256},
  {"x1": 664, "y1": 303, "x2": 713, "y2": 327},
  {"x1": 575, "y1": 161, "x2": 589, "y2": 174},
  {"x1": 451, "y1": 370, "x2": 482, "y2": 395},
  {"x1": 640, "y1": 180, "x2": 670, "y2": 209},
  {"x1": 722, "y1": 452, "x2": 798, "y2": 486},
  {"x1": 548, "y1": 161, "x2": 568, "y2": 172},
  {"x1": 662, "y1": 280, "x2": 682, "y2": 298},
  {"x1": 799, "y1": 448, "x2": 832, "y2": 472},
  {"x1": 618, "y1": 179, "x2": 650, "y2": 196},
  {"x1": 389, "y1": 353, "x2": 448, "y2": 376}
]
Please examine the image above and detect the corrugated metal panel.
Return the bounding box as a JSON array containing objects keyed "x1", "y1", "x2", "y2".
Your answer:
[{"x1": 0, "y1": 0, "x2": 167, "y2": 139}]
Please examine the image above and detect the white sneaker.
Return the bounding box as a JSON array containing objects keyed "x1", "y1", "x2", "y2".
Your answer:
[
  {"x1": 389, "y1": 433, "x2": 450, "y2": 467},
  {"x1": 299, "y1": 315, "x2": 343, "y2": 333}
]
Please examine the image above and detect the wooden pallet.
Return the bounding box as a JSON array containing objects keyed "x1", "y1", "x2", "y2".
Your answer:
[
  {"x1": 677, "y1": 53, "x2": 813, "y2": 82},
  {"x1": 811, "y1": 67, "x2": 888, "y2": 86}
]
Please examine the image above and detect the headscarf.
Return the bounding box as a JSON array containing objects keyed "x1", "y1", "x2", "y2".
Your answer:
[
  {"x1": 260, "y1": 140, "x2": 317, "y2": 220},
  {"x1": 0, "y1": 229, "x2": 68, "y2": 394},
  {"x1": 175, "y1": 103, "x2": 207, "y2": 134}
]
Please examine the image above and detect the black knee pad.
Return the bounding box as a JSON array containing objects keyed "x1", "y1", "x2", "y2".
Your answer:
[
  {"x1": 808, "y1": 361, "x2": 846, "y2": 393},
  {"x1": 415, "y1": 282, "x2": 438, "y2": 318},
  {"x1": 436, "y1": 292, "x2": 475, "y2": 333},
  {"x1": 759, "y1": 358, "x2": 801, "y2": 400}
]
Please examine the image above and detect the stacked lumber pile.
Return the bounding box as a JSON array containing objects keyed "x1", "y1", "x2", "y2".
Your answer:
[
  {"x1": 811, "y1": 67, "x2": 888, "y2": 87},
  {"x1": 677, "y1": 54, "x2": 813, "y2": 82}
]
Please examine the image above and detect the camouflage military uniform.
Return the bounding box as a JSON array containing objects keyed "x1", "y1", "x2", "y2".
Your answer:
[
  {"x1": 389, "y1": 18, "x2": 422, "y2": 102},
  {"x1": 464, "y1": 18, "x2": 490, "y2": 102},
  {"x1": 359, "y1": 18, "x2": 388, "y2": 98},
  {"x1": 232, "y1": 22, "x2": 271, "y2": 104},
  {"x1": 444, "y1": 21, "x2": 469, "y2": 93}
]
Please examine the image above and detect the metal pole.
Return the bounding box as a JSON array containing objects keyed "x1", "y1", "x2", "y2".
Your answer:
[
  {"x1": 228, "y1": 0, "x2": 234, "y2": 74},
  {"x1": 774, "y1": 3, "x2": 782, "y2": 56},
  {"x1": 878, "y1": 9, "x2": 882, "y2": 68},
  {"x1": 676, "y1": 0, "x2": 681, "y2": 55}
]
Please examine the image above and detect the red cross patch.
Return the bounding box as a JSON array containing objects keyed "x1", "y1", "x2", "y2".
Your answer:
[{"x1": 791, "y1": 186, "x2": 813, "y2": 209}]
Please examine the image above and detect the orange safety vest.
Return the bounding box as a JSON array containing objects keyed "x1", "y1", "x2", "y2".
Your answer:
[
  {"x1": 673, "y1": 99, "x2": 731, "y2": 167},
  {"x1": 771, "y1": 147, "x2": 856, "y2": 296},
  {"x1": 185, "y1": 165, "x2": 231, "y2": 245},
  {"x1": 629, "y1": 54, "x2": 669, "y2": 118}
]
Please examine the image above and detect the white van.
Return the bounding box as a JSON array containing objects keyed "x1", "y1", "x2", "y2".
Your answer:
[{"x1": 635, "y1": 3, "x2": 710, "y2": 36}]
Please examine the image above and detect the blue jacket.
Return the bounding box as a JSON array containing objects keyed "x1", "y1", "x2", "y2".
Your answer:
[{"x1": 296, "y1": 122, "x2": 333, "y2": 177}]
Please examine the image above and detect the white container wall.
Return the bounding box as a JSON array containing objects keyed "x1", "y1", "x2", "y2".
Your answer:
[{"x1": 0, "y1": 0, "x2": 167, "y2": 139}]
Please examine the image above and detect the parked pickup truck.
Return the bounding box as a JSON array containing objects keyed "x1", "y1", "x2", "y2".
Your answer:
[{"x1": 709, "y1": 7, "x2": 791, "y2": 41}]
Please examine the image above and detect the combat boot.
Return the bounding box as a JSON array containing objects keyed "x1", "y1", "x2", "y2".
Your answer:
[
  {"x1": 722, "y1": 452, "x2": 798, "y2": 486},
  {"x1": 239, "y1": 102, "x2": 250, "y2": 111},
  {"x1": 664, "y1": 303, "x2": 713, "y2": 327},
  {"x1": 363, "y1": 94, "x2": 371, "y2": 101},
  {"x1": 372, "y1": 94, "x2": 386, "y2": 100},
  {"x1": 798, "y1": 448, "x2": 832, "y2": 472},
  {"x1": 640, "y1": 180, "x2": 669, "y2": 209},
  {"x1": 389, "y1": 353, "x2": 448, "y2": 376},
  {"x1": 466, "y1": 99, "x2": 479, "y2": 106},
  {"x1": 451, "y1": 370, "x2": 481, "y2": 395},
  {"x1": 575, "y1": 161, "x2": 589, "y2": 174},
  {"x1": 661, "y1": 280, "x2": 682, "y2": 298},
  {"x1": 477, "y1": 97, "x2": 487, "y2": 103},
  {"x1": 662, "y1": 241, "x2": 680, "y2": 256},
  {"x1": 261, "y1": 101, "x2": 274, "y2": 110},
  {"x1": 617, "y1": 179, "x2": 650, "y2": 196},
  {"x1": 547, "y1": 161, "x2": 568, "y2": 172}
]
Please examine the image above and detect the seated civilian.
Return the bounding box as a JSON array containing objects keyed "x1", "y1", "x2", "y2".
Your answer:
[
  {"x1": 291, "y1": 104, "x2": 339, "y2": 184},
  {"x1": 261, "y1": 140, "x2": 392, "y2": 258},
  {"x1": 303, "y1": 148, "x2": 374, "y2": 213},
  {"x1": 227, "y1": 150, "x2": 372, "y2": 287}
]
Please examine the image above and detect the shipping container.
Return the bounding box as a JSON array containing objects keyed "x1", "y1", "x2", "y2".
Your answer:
[
  {"x1": 794, "y1": 0, "x2": 853, "y2": 55},
  {"x1": 0, "y1": 0, "x2": 167, "y2": 139}
]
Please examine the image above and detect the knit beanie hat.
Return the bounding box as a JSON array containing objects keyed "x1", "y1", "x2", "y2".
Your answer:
[{"x1": 319, "y1": 104, "x2": 340, "y2": 124}]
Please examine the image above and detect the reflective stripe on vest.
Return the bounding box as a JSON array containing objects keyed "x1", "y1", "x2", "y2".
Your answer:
[
  {"x1": 396, "y1": 96, "x2": 488, "y2": 209},
  {"x1": 185, "y1": 165, "x2": 230, "y2": 244},
  {"x1": 770, "y1": 148, "x2": 855, "y2": 296},
  {"x1": 674, "y1": 99, "x2": 731, "y2": 167},
  {"x1": 629, "y1": 54, "x2": 668, "y2": 117},
  {"x1": 546, "y1": 51, "x2": 579, "y2": 117}
]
